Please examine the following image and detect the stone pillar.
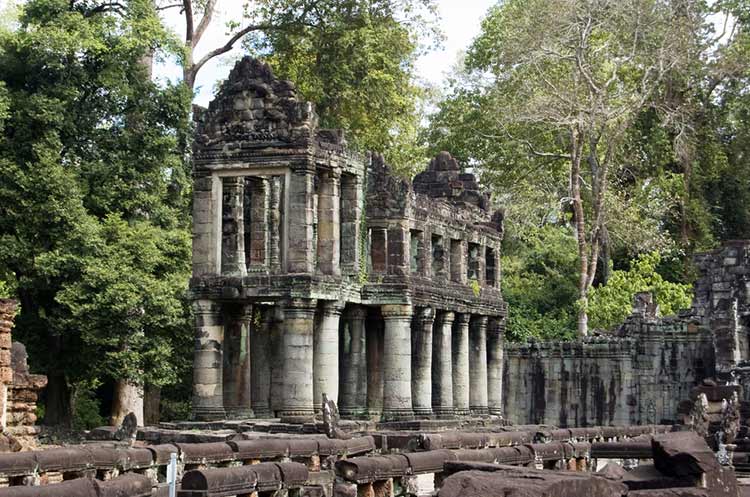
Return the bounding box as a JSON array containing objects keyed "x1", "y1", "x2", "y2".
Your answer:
[
  {"x1": 0, "y1": 300, "x2": 17, "y2": 429},
  {"x1": 388, "y1": 222, "x2": 410, "y2": 276},
  {"x1": 245, "y1": 177, "x2": 268, "y2": 272},
  {"x1": 366, "y1": 313, "x2": 384, "y2": 419},
  {"x1": 469, "y1": 316, "x2": 489, "y2": 415},
  {"x1": 279, "y1": 298, "x2": 317, "y2": 422},
  {"x1": 192, "y1": 173, "x2": 218, "y2": 276},
  {"x1": 317, "y1": 171, "x2": 341, "y2": 276},
  {"x1": 452, "y1": 313, "x2": 470, "y2": 416},
  {"x1": 268, "y1": 176, "x2": 283, "y2": 272},
  {"x1": 340, "y1": 306, "x2": 367, "y2": 418},
  {"x1": 412, "y1": 307, "x2": 434, "y2": 418},
  {"x1": 287, "y1": 166, "x2": 316, "y2": 273},
  {"x1": 221, "y1": 176, "x2": 246, "y2": 276},
  {"x1": 340, "y1": 174, "x2": 362, "y2": 274},
  {"x1": 314, "y1": 301, "x2": 342, "y2": 406},
  {"x1": 223, "y1": 305, "x2": 254, "y2": 419},
  {"x1": 192, "y1": 300, "x2": 226, "y2": 421},
  {"x1": 382, "y1": 304, "x2": 414, "y2": 421},
  {"x1": 487, "y1": 317, "x2": 504, "y2": 416},
  {"x1": 432, "y1": 311, "x2": 454, "y2": 418},
  {"x1": 251, "y1": 306, "x2": 274, "y2": 418}
]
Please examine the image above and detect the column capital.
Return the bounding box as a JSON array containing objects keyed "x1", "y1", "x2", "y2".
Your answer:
[
  {"x1": 192, "y1": 299, "x2": 222, "y2": 315},
  {"x1": 283, "y1": 298, "x2": 318, "y2": 319},
  {"x1": 320, "y1": 300, "x2": 345, "y2": 316},
  {"x1": 415, "y1": 306, "x2": 435, "y2": 323},
  {"x1": 381, "y1": 304, "x2": 413, "y2": 319},
  {"x1": 455, "y1": 313, "x2": 471, "y2": 326},
  {"x1": 488, "y1": 316, "x2": 505, "y2": 336},
  {"x1": 346, "y1": 305, "x2": 368, "y2": 321},
  {"x1": 439, "y1": 310, "x2": 455, "y2": 326},
  {"x1": 472, "y1": 315, "x2": 489, "y2": 329}
]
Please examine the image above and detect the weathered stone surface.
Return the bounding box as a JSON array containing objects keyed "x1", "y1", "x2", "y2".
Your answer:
[{"x1": 438, "y1": 463, "x2": 628, "y2": 497}]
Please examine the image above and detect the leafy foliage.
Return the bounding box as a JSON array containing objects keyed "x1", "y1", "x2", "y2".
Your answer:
[
  {"x1": 244, "y1": 0, "x2": 439, "y2": 174},
  {"x1": 0, "y1": 0, "x2": 193, "y2": 424},
  {"x1": 587, "y1": 252, "x2": 693, "y2": 331}
]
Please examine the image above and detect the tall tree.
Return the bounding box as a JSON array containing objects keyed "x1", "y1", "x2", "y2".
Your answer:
[
  {"x1": 0, "y1": 0, "x2": 192, "y2": 425},
  {"x1": 430, "y1": 0, "x2": 699, "y2": 336}
]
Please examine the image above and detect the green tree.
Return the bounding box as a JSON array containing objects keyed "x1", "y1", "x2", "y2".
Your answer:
[
  {"x1": 587, "y1": 252, "x2": 693, "y2": 330},
  {"x1": 0, "y1": 0, "x2": 192, "y2": 425}
]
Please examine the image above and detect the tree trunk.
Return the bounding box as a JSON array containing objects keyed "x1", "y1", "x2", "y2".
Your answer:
[
  {"x1": 143, "y1": 384, "x2": 161, "y2": 425},
  {"x1": 570, "y1": 129, "x2": 589, "y2": 337},
  {"x1": 43, "y1": 373, "x2": 71, "y2": 427},
  {"x1": 110, "y1": 380, "x2": 144, "y2": 426}
]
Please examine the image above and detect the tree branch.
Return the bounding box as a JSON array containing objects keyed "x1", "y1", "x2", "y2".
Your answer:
[
  {"x1": 192, "y1": 0, "x2": 217, "y2": 48},
  {"x1": 191, "y1": 23, "x2": 276, "y2": 78}
]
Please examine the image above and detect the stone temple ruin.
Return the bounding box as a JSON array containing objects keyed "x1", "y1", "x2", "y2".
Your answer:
[
  {"x1": 189, "y1": 57, "x2": 506, "y2": 423},
  {"x1": 2, "y1": 57, "x2": 750, "y2": 497}
]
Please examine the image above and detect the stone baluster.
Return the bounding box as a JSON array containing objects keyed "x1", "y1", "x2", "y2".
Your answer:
[
  {"x1": 432, "y1": 311, "x2": 455, "y2": 418},
  {"x1": 340, "y1": 306, "x2": 368, "y2": 418},
  {"x1": 314, "y1": 301, "x2": 343, "y2": 406},
  {"x1": 452, "y1": 313, "x2": 470, "y2": 416},
  {"x1": 382, "y1": 304, "x2": 414, "y2": 421},
  {"x1": 279, "y1": 298, "x2": 317, "y2": 422},
  {"x1": 221, "y1": 176, "x2": 247, "y2": 276},
  {"x1": 412, "y1": 307, "x2": 434, "y2": 418},
  {"x1": 192, "y1": 300, "x2": 226, "y2": 421},
  {"x1": 469, "y1": 316, "x2": 489, "y2": 415}
]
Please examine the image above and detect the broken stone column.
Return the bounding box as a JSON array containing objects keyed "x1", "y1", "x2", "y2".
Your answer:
[
  {"x1": 469, "y1": 316, "x2": 489, "y2": 415},
  {"x1": 340, "y1": 306, "x2": 367, "y2": 418},
  {"x1": 366, "y1": 313, "x2": 384, "y2": 419},
  {"x1": 382, "y1": 304, "x2": 413, "y2": 421},
  {"x1": 223, "y1": 304, "x2": 253, "y2": 419},
  {"x1": 192, "y1": 300, "x2": 226, "y2": 421},
  {"x1": 245, "y1": 177, "x2": 268, "y2": 272},
  {"x1": 268, "y1": 176, "x2": 283, "y2": 272},
  {"x1": 251, "y1": 306, "x2": 274, "y2": 418},
  {"x1": 487, "y1": 317, "x2": 503, "y2": 416},
  {"x1": 286, "y1": 167, "x2": 316, "y2": 273},
  {"x1": 432, "y1": 311, "x2": 455, "y2": 418},
  {"x1": 452, "y1": 313, "x2": 470, "y2": 416},
  {"x1": 314, "y1": 301, "x2": 342, "y2": 406},
  {"x1": 220, "y1": 176, "x2": 247, "y2": 276},
  {"x1": 412, "y1": 307, "x2": 434, "y2": 418},
  {"x1": 316, "y1": 171, "x2": 341, "y2": 276},
  {"x1": 0, "y1": 300, "x2": 16, "y2": 429},
  {"x1": 279, "y1": 298, "x2": 317, "y2": 422}
]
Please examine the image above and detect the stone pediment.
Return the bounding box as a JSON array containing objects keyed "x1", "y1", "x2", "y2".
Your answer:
[{"x1": 193, "y1": 57, "x2": 319, "y2": 161}]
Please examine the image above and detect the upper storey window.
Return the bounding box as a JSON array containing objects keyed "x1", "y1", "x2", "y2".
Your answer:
[
  {"x1": 450, "y1": 239, "x2": 463, "y2": 283},
  {"x1": 467, "y1": 243, "x2": 480, "y2": 281},
  {"x1": 431, "y1": 234, "x2": 445, "y2": 277},
  {"x1": 410, "y1": 230, "x2": 423, "y2": 275},
  {"x1": 486, "y1": 247, "x2": 497, "y2": 287}
]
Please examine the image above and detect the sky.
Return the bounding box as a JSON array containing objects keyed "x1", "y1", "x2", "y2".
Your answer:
[{"x1": 156, "y1": 0, "x2": 498, "y2": 107}]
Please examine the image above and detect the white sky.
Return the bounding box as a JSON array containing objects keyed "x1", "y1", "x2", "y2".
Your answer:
[{"x1": 155, "y1": 0, "x2": 498, "y2": 106}]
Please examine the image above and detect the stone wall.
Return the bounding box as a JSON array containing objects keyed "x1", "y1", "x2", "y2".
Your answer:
[{"x1": 502, "y1": 243, "x2": 750, "y2": 428}]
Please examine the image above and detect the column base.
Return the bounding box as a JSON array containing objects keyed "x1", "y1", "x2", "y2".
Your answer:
[
  {"x1": 339, "y1": 407, "x2": 369, "y2": 419},
  {"x1": 433, "y1": 407, "x2": 456, "y2": 419},
  {"x1": 470, "y1": 406, "x2": 489, "y2": 416},
  {"x1": 252, "y1": 407, "x2": 273, "y2": 419},
  {"x1": 382, "y1": 409, "x2": 414, "y2": 422},
  {"x1": 413, "y1": 407, "x2": 433, "y2": 419},
  {"x1": 454, "y1": 408, "x2": 470, "y2": 417},
  {"x1": 278, "y1": 409, "x2": 315, "y2": 424},
  {"x1": 192, "y1": 406, "x2": 226, "y2": 421},
  {"x1": 226, "y1": 407, "x2": 255, "y2": 419},
  {"x1": 489, "y1": 407, "x2": 503, "y2": 416}
]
